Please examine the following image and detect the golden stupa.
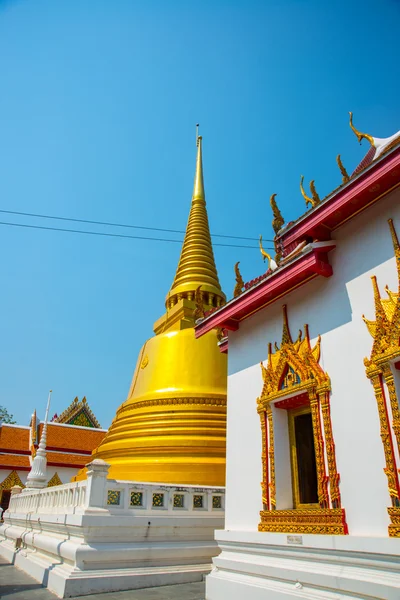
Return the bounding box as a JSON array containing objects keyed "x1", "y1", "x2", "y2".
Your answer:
[{"x1": 79, "y1": 135, "x2": 227, "y2": 486}]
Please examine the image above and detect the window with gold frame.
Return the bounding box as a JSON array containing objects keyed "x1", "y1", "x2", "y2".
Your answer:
[{"x1": 257, "y1": 305, "x2": 347, "y2": 535}]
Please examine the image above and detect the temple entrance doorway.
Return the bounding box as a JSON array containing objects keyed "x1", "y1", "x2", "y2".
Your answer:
[{"x1": 288, "y1": 406, "x2": 319, "y2": 508}]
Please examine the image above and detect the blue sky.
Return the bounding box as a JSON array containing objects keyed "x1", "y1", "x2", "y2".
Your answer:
[{"x1": 0, "y1": 0, "x2": 398, "y2": 426}]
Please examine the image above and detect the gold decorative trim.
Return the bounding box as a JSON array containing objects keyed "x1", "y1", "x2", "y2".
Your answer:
[
  {"x1": 267, "y1": 406, "x2": 276, "y2": 509},
  {"x1": 320, "y1": 391, "x2": 341, "y2": 508},
  {"x1": 47, "y1": 472, "x2": 62, "y2": 487},
  {"x1": 259, "y1": 236, "x2": 277, "y2": 271},
  {"x1": 349, "y1": 111, "x2": 375, "y2": 147},
  {"x1": 381, "y1": 364, "x2": 400, "y2": 458},
  {"x1": 260, "y1": 410, "x2": 268, "y2": 508},
  {"x1": 364, "y1": 218, "x2": 400, "y2": 535},
  {"x1": 388, "y1": 507, "x2": 400, "y2": 537},
  {"x1": 300, "y1": 175, "x2": 320, "y2": 208},
  {"x1": 259, "y1": 508, "x2": 347, "y2": 535},
  {"x1": 119, "y1": 397, "x2": 227, "y2": 414},
  {"x1": 0, "y1": 470, "x2": 25, "y2": 490},
  {"x1": 270, "y1": 193, "x2": 284, "y2": 235},
  {"x1": 54, "y1": 396, "x2": 101, "y2": 428},
  {"x1": 309, "y1": 392, "x2": 329, "y2": 508},
  {"x1": 257, "y1": 306, "x2": 346, "y2": 534},
  {"x1": 336, "y1": 154, "x2": 350, "y2": 184},
  {"x1": 233, "y1": 262, "x2": 244, "y2": 298}
]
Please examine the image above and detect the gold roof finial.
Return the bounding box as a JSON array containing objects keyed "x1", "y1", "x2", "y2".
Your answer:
[
  {"x1": 388, "y1": 218, "x2": 400, "y2": 283},
  {"x1": 281, "y1": 305, "x2": 292, "y2": 346},
  {"x1": 336, "y1": 154, "x2": 350, "y2": 184},
  {"x1": 193, "y1": 129, "x2": 205, "y2": 201},
  {"x1": 270, "y1": 194, "x2": 284, "y2": 235},
  {"x1": 349, "y1": 112, "x2": 375, "y2": 147},
  {"x1": 233, "y1": 262, "x2": 244, "y2": 298},
  {"x1": 168, "y1": 132, "x2": 225, "y2": 305},
  {"x1": 300, "y1": 175, "x2": 320, "y2": 208}
]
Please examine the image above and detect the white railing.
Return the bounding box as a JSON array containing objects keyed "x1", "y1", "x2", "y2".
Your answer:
[
  {"x1": 7, "y1": 481, "x2": 87, "y2": 515},
  {"x1": 5, "y1": 459, "x2": 225, "y2": 518}
]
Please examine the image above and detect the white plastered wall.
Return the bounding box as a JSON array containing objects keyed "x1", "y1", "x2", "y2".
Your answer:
[{"x1": 225, "y1": 188, "x2": 400, "y2": 537}]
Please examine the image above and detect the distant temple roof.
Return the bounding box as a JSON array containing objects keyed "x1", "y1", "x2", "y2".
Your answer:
[{"x1": 51, "y1": 397, "x2": 101, "y2": 429}]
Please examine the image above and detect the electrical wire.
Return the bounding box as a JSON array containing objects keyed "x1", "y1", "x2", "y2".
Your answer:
[
  {"x1": 0, "y1": 208, "x2": 274, "y2": 243},
  {"x1": 0, "y1": 220, "x2": 275, "y2": 250}
]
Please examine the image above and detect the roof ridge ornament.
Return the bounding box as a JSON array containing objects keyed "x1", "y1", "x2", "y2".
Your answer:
[
  {"x1": 300, "y1": 175, "x2": 320, "y2": 208},
  {"x1": 336, "y1": 154, "x2": 350, "y2": 184},
  {"x1": 349, "y1": 112, "x2": 375, "y2": 148},
  {"x1": 233, "y1": 262, "x2": 244, "y2": 298},
  {"x1": 270, "y1": 194, "x2": 285, "y2": 235}
]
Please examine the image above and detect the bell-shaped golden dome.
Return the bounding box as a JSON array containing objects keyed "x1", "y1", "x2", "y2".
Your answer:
[{"x1": 75, "y1": 134, "x2": 227, "y2": 486}]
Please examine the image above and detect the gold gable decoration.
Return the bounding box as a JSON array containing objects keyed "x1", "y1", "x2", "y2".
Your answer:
[
  {"x1": 363, "y1": 218, "x2": 400, "y2": 537},
  {"x1": 54, "y1": 397, "x2": 101, "y2": 429},
  {"x1": 259, "y1": 309, "x2": 326, "y2": 402},
  {"x1": 0, "y1": 470, "x2": 25, "y2": 490},
  {"x1": 47, "y1": 472, "x2": 62, "y2": 487},
  {"x1": 257, "y1": 306, "x2": 347, "y2": 535}
]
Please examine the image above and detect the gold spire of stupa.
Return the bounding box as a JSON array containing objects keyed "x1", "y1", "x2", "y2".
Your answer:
[
  {"x1": 167, "y1": 135, "x2": 225, "y2": 308},
  {"x1": 74, "y1": 130, "x2": 227, "y2": 486}
]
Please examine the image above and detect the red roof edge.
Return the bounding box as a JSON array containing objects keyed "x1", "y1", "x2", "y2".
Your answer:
[
  {"x1": 278, "y1": 145, "x2": 400, "y2": 252},
  {"x1": 195, "y1": 245, "x2": 334, "y2": 338},
  {"x1": 218, "y1": 338, "x2": 228, "y2": 354}
]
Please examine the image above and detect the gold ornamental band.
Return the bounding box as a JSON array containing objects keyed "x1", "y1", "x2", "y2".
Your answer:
[
  {"x1": 118, "y1": 397, "x2": 227, "y2": 413},
  {"x1": 259, "y1": 508, "x2": 347, "y2": 535}
]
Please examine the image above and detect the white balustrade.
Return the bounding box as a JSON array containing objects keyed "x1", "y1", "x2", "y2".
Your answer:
[
  {"x1": 4, "y1": 459, "x2": 225, "y2": 519},
  {"x1": 7, "y1": 481, "x2": 87, "y2": 515}
]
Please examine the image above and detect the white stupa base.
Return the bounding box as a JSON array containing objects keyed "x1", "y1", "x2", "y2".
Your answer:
[
  {"x1": 0, "y1": 467, "x2": 225, "y2": 597},
  {"x1": 206, "y1": 530, "x2": 400, "y2": 600}
]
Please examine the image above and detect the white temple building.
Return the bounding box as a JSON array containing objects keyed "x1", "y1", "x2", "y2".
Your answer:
[{"x1": 195, "y1": 115, "x2": 400, "y2": 599}]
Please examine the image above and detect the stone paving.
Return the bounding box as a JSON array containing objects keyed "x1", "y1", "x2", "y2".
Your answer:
[{"x1": 0, "y1": 557, "x2": 206, "y2": 600}]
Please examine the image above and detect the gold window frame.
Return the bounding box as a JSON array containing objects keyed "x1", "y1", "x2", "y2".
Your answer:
[
  {"x1": 257, "y1": 305, "x2": 347, "y2": 535},
  {"x1": 363, "y1": 219, "x2": 400, "y2": 537}
]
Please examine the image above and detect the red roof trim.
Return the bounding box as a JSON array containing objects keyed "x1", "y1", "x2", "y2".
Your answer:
[
  {"x1": 195, "y1": 247, "x2": 333, "y2": 337},
  {"x1": 0, "y1": 465, "x2": 30, "y2": 472},
  {"x1": 0, "y1": 448, "x2": 31, "y2": 456},
  {"x1": 279, "y1": 146, "x2": 400, "y2": 251},
  {"x1": 218, "y1": 339, "x2": 228, "y2": 354}
]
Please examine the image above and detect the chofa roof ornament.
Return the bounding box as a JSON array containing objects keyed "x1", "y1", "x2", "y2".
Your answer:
[
  {"x1": 349, "y1": 111, "x2": 375, "y2": 148},
  {"x1": 300, "y1": 175, "x2": 320, "y2": 208}
]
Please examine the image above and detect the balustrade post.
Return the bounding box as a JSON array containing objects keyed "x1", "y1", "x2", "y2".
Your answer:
[
  {"x1": 11, "y1": 485, "x2": 23, "y2": 497},
  {"x1": 5, "y1": 485, "x2": 23, "y2": 516},
  {"x1": 81, "y1": 459, "x2": 111, "y2": 513}
]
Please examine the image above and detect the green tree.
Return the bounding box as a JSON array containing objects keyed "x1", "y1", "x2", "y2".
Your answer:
[{"x1": 0, "y1": 405, "x2": 16, "y2": 424}]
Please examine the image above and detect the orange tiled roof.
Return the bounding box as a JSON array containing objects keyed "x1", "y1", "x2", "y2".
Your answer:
[
  {"x1": 40, "y1": 423, "x2": 106, "y2": 453},
  {"x1": 0, "y1": 426, "x2": 30, "y2": 452},
  {"x1": 0, "y1": 454, "x2": 30, "y2": 469},
  {"x1": 46, "y1": 451, "x2": 90, "y2": 468}
]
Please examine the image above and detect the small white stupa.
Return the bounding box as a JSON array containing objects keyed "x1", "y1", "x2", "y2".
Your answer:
[{"x1": 25, "y1": 390, "x2": 52, "y2": 490}]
